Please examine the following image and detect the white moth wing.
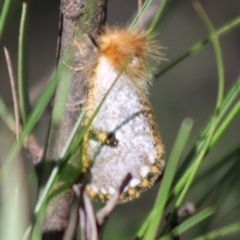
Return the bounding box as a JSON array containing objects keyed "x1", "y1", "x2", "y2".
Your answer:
[{"x1": 85, "y1": 57, "x2": 164, "y2": 201}]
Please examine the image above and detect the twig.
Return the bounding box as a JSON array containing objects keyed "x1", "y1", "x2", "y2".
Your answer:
[
  {"x1": 40, "y1": 0, "x2": 108, "y2": 237},
  {"x1": 71, "y1": 173, "x2": 132, "y2": 240},
  {"x1": 96, "y1": 173, "x2": 132, "y2": 226}
]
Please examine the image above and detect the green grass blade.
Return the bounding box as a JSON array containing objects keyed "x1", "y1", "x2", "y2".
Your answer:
[
  {"x1": 193, "y1": 2, "x2": 224, "y2": 109},
  {"x1": 180, "y1": 156, "x2": 239, "y2": 234},
  {"x1": 172, "y1": 1, "x2": 225, "y2": 212},
  {"x1": 174, "y1": 75, "x2": 240, "y2": 188},
  {"x1": 183, "y1": 159, "x2": 239, "y2": 234},
  {"x1": 148, "y1": 0, "x2": 168, "y2": 36},
  {"x1": 51, "y1": 60, "x2": 73, "y2": 124},
  {"x1": 153, "y1": 0, "x2": 180, "y2": 34},
  {"x1": 192, "y1": 222, "x2": 240, "y2": 240},
  {"x1": 0, "y1": 68, "x2": 58, "y2": 183},
  {"x1": 209, "y1": 101, "x2": 240, "y2": 148},
  {"x1": 0, "y1": 97, "x2": 16, "y2": 132},
  {"x1": 219, "y1": 201, "x2": 240, "y2": 225},
  {"x1": 183, "y1": 101, "x2": 240, "y2": 194},
  {"x1": 165, "y1": 3, "x2": 228, "y2": 211},
  {"x1": 61, "y1": 108, "x2": 86, "y2": 159},
  {"x1": 18, "y1": 2, "x2": 31, "y2": 124},
  {"x1": 1, "y1": 154, "x2": 30, "y2": 240},
  {"x1": 215, "y1": 166, "x2": 239, "y2": 207},
  {"x1": 173, "y1": 207, "x2": 215, "y2": 236},
  {"x1": 0, "y1": 0, "x2": 11, "y2": 39},
  {"x1": 51, "y1": 40, "x2": 79, "y2": 125},
  {"x1": 155, "y1": 16, "x2": 240, "y2": 79},
  {"x1": 197, "y1": 161, "x2": 237, "y2": 208},
  {"x1": 130, "y1": 0, "x2": 155, "y2": 30},
  {"x1": 193, "y1": 145, "x2": 240, "y2": 187},
  {"x1": 33, "y1": 108, "x2": 86, "y2": 217},
  {"x1": 0, "y1": 67, "x2": 58, "y2": 236},
  {"x1": 159, "y1": 207, "x2": 215, "y2": 240},
  {"x1": 216, "y1": 76, "x2": 240, "y2": 121},
  {"x1": 138, "y1": 118, "x2": 193, "y2": 240}
]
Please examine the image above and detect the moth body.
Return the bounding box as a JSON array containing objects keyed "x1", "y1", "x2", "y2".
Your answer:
[{"x1": 82, "y1": 27, "x2": 165, "y2": 202}]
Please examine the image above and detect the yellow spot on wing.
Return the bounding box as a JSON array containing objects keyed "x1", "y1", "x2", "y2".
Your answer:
[
  {"x1": 151, "y1": 166, "x2": 159, "y2": 173},
  {"x1": 128, "y1": 189, "x2": 136, "y2": 196},
  {"x1": 140, "y1": 179, "x2": 149, "y2": 188}
]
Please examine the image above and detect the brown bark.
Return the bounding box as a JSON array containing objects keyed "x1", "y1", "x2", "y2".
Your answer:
[{"x1": 40, "y1": 0, "x2": 108, "y2": 238}]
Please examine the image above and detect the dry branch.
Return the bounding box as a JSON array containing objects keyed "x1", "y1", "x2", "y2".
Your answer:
[{"x1": 41, "y1": 0, "x2": 108, "y2": 238}]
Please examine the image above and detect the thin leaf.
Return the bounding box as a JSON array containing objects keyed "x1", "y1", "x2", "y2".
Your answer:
[
  {"x1": 165, "y1": 3, "x2": 227, "y2": 212},
  {"x1": 173, "y1": 207, "x2": 215, "y2": 236},
  {"x1": 155, "y1": 16, "x2": 240, "y2": 79},
  {"x1": 51, "y1": 59, "x2": 73, "y2": 123},
  {"x1": 0, "y1": 97, "x2": 15, "y2": 132},
  {"x1": 173, "y1": 0, "x2": 225, "y2": 212},
  {"x1": 0, "y1": 67, "x2": 58, "y2": 183},
  {"x1": 210, "y1": 101, "x2": 240, "y2": 148},
  {"x1": 139, "y1": 118, "x2": 193, "y2": 240},
  {"x1": 18, "y1": 2, "x2": 31, "y2": 124},
  {"x1": 0, "y1": 0, "x2": 12, "y2": 39},
  {"x1": 193, "y1": 1, "x2": 224, "y2": 109},
  {"x1": 148, "y1": 0, "x2": 168, "y2": 36},
  {"x1": 192, "y1": 222, "x2": 240, "y2": 240},
  {"x1": 174, "y1": 75, "x2": 240, "y2": 189},
  {"x1": 130, "y1": 0, "x2": 155, "y2": 30},
  {"x1": 193, "y1": 145, "x2": 240, "y2": 187},
  {"x1": 33, "y1": 108, "x2": 86, "y2": 217},
  {"x1": 159, "y1": 207, "x2": 215, "y2": 240},
  {"x1": 196, "y1": 161, "x2": 237, "y2": 208}
]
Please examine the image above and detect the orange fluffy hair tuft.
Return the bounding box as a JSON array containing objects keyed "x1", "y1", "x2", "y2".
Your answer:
[{"x1": 96, "y1": 26, "x2": 162, "y2": 86}]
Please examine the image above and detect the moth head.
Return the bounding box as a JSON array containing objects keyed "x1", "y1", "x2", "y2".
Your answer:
[{"x1": 97, "y1": 26, "x2": 161, "y2": 87}]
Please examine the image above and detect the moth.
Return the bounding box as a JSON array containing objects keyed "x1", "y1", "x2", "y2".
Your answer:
[{"x1": 82, "y1": 26, "x2": 165, "y2": 202}]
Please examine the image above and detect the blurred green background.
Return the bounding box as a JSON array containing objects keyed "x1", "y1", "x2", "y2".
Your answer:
[{"x1": 0, "y1": 0, "x2": 240, "y2": 239}]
